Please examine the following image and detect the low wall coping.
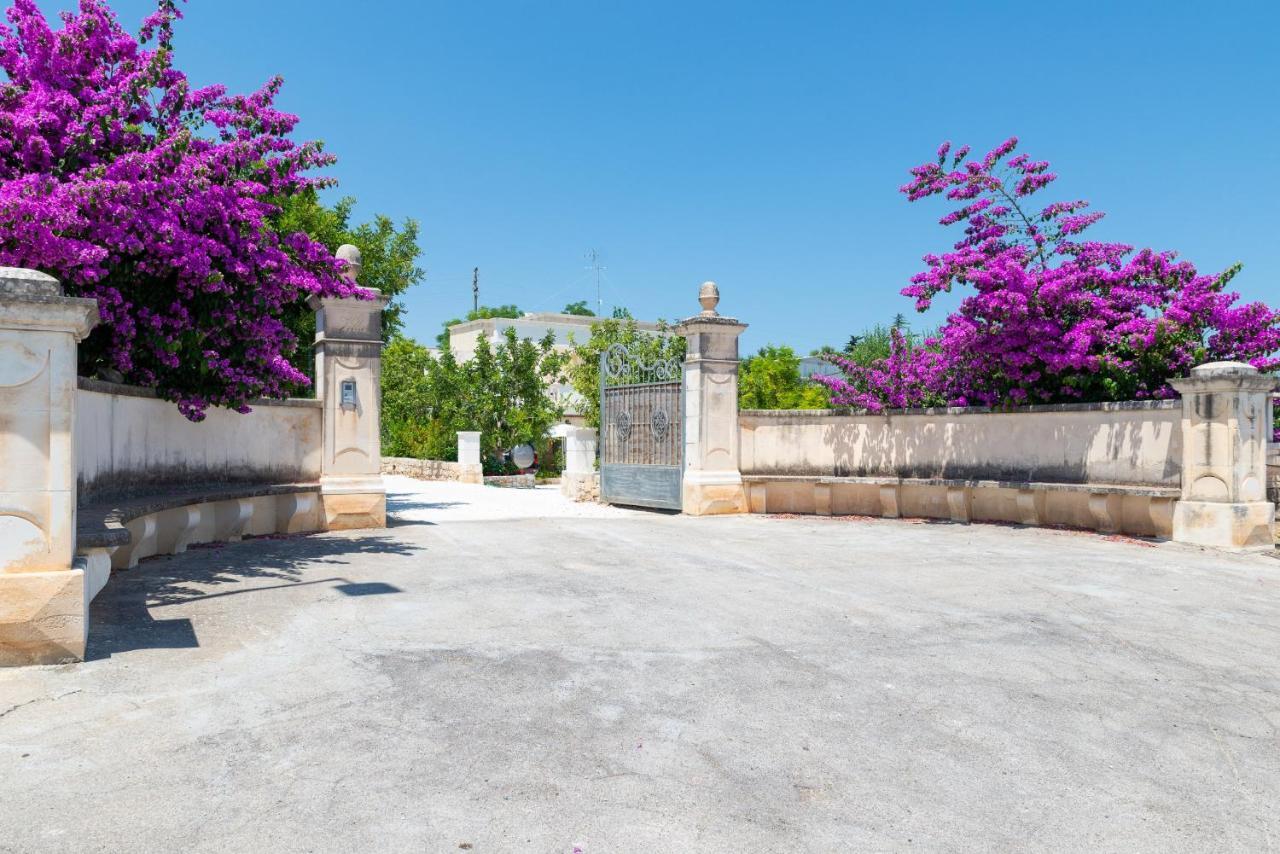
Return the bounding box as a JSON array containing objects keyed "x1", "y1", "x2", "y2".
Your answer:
[
  {"x1": 77, "y1": 377, "x2": 323, "y2": 409},
  {"x1": 77, "y1": 482, "x2": 322, "y2": 550},
  {"x1": 381, "y1": 457, "x2": 460, "y2": 467},
  {"x1": 739, "y1": 398, "x2": 1180, "y2": 420},
  {"x1": 741, "y1": 473, "x2": 1179, "y2": 498}
]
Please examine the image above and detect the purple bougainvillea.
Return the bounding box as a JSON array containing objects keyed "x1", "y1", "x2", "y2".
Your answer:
[
  {"x1": 0, "y1": 0, "x2": 365, "y2": 419},
  {"x1": 817, "y1": 137, "x2": 1280, "y2": 414}
]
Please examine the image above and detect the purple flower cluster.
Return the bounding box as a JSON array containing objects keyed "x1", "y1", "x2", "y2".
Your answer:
[
  {"x1": 817, "y1": 136, "x2": 1280, "y2": 413},
  {"x1": 0, "y1": 0, "x2": 365, "y2": 419}
]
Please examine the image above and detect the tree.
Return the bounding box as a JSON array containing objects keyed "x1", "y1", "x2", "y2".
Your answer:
[
  {"x1": 436, "y1": 304, "x2": 522, "y2": 349},
  {"x1": 817, "y1": 137, "x2": 1280, "y2": 411},
  {"x1": 840, "y1": 319, "x2": 931, "y2": 368},
  {"x1": 381, "y1": 329, "x2": 566, "y2": 461},
  {"x1": 467, "y1": 328, "x2": 567, "y2": 456},
  {"x1": 380, "y1": 336, "x2": 459, "y2": 460},
  {"x1": 611, "y1": 306, "x2": 633, "y2": 319},
  {"x1": 739, "y1": 345, "x2": 830, "y2": 410},
  {"x1": 562, "y1": 300, "x2": 595, "y2": 316},
  {"x1": 566, "y1": 317, "x2": 685, "y2": 428},
  {"x1": 274, "y1": 189, "x2": 423, "y2": 344},
  {"x1": 0, "y1": 0, "x2": 362, "y2": 420}
]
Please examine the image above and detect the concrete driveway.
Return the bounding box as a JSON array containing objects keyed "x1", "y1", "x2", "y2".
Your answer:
[{"x1": 2, "y1": 477, "x2": 1278, "y2": 853}]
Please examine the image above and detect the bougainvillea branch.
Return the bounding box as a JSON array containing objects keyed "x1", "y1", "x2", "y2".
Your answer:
[
  {"x1": 817, "y1": 136, "x2": 1280, "y2": 413},
  {"x1": 0, "y1": 0, "x2": 365, "y2": 419}
]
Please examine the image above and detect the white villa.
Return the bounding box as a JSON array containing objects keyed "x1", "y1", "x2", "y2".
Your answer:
[
  {"x1": 444, "y1": 311, "x2": 662, "y2": 361},
  {"x1": 443, "y1": 311, "x2": 664, "y2": 429}
]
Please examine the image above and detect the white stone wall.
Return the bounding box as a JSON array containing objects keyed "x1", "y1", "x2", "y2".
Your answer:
[
  {"x1": 75, "y1": 379, "x2": 322, "y2": 498},
  {"x1": 381, "y1": 457, "x2": 462, "y2": 481},
  {"x1": 740, "y1": 401, "x2": 1183, "y2": 487}
]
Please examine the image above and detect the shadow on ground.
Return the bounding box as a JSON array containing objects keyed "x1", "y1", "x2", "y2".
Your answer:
[
  {"x1": 87, "y1": 533, "x2": 421, "y2": 661},
  {"x1": 385, "y1": 494, "x2": 470, "y2": 527}
]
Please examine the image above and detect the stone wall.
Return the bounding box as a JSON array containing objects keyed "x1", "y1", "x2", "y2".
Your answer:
[
  {"x1": 76, "y1": 379, "x2": 323, "y2": 500},
  {"x1": 1267, "y1": 444, "x2": 1279, "y2": 504},
  {"x1": 380, "y1": 457, "x2": 462, "y2": 481},
  {"x1": 738, "y1": 401, "x2": 1189, "y2": 540},
  {"x1": 484, "y1": 473, "x2": 537, "y2": 489},
  {"x1": 740, "y1": 400, "x2": 1182, "y2": 486}
]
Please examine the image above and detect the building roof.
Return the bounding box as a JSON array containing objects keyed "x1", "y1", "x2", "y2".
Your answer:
[{"x1": 447, "y1": 312, "x2": 662, "y2": 335}]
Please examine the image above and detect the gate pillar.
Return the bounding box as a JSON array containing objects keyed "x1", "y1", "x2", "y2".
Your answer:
[
  {"x1": 457, "y1": 431, "x2": 483, "y2": 484},
  {"x1": 561, "y1": 427, "x2": 598, "y2": 501},
  {"x1": 0, "y1": 268, "x2": 98, "y2": 665},
  {"x1": 676, "y1": 282, "x2": 749, "y2": 516},
  {"x1": 1170, "y1": 361, "x2": 1277, "y2": 551},
  {"x1": 312, "y1": 245, "x2": 388, "y2": 530}
]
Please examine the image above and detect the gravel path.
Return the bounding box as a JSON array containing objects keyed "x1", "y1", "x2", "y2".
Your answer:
[{"x1": 384, "y1": 474, "x2": 638, "y2": 522}]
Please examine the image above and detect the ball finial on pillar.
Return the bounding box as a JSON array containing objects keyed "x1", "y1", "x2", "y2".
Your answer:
[
  {"x1": 698, "y1": 281, "x2": 720, "y2": 316},
  {"x1": 336, "y1": 244, "x2": 363, "y2": 284}
]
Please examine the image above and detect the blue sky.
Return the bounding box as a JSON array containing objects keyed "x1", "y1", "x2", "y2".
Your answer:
[{"x1": 40, "y1": 0, "x2": 1280, "y2": 354}]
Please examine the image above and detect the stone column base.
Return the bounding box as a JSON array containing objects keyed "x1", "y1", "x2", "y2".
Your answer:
[
  {"x1": 0, "y1": 569, "x2": 87, "y2": 666},
  {"x1": 1172, "y1": 500, "x2": 1276, "y2": 552},
  {"x1": 458, "y1": 464, "x2": 484, "y2": 485},
  {"x1": 560, "y1": 471, "x2": 600, "y2": 503},
  {"x1": 321, "y1": 478, "x2": 387, "y2": 530},
  {"x1": 682, "y1": 471, "x2": 748, "y2": 517}
]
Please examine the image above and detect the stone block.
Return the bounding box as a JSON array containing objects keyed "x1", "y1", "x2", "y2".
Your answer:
[
  {"x1": 322, "y1": 491, "x2": 387, "y2": 530},
  {"x1": 1172, "y1": 500, "x2": 1275, "y2": 552},
  {"x1": 682, "y1": 473, "x2": 748, "y2": 517},
  {"x1": 0, "y1": 569, "x2": 86, "y2": 666}
]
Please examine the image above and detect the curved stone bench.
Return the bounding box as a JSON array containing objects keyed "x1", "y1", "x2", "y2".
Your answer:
[
  {"x1": 75, "y1": 483, "x2": 324, "y2": 603},
  {"x1": 742, "y1": 474, "x2": 1181, "y2": 539}
]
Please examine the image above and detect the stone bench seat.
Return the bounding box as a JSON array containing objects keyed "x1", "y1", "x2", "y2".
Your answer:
[
  {"x1": 741, "y1": 474, "x2": 1180, "y2": 538},
  {"x1": 75, "y1": 482, "x2": 324, "y2": 602}
]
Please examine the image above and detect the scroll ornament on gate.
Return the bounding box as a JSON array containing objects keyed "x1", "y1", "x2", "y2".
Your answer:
[{"x1": 602, "y1": 342, "x2": 681, "y2": 385}]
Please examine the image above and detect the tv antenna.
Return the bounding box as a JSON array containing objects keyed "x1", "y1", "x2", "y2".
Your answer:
[{"x1": 585, "y1": 249, "x2": 606, "y2": 315}]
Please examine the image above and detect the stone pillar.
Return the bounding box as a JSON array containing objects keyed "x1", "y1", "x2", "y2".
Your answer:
[
  {"x1": 560, "y1": 427, "x2": 598, "y2": 501},
  {"x1": 312, "y1": 245, "x2": 388, "y2": 530},
  {"x1": 1170, "y1": 362, "x2": 1278, "y2": 552},
  {"x1": 457, "y1": 431, "x2": 483, "y2": 484},
  {"x1": 675, "y1": 281, "x2": 749, "y2": 516},
  {"x1": 0, "y1": 268, "x2": 98, "y2": 665}
]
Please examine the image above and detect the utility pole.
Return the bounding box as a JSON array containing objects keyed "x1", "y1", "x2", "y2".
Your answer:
[
  {"x1": 585, "y1": 249, "x2": 606, "y2": 315},
  {"x1": 472, "y1": 267, "x2": 479, "y2": 313}
]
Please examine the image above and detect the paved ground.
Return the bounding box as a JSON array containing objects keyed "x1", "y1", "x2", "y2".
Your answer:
[{"x1": 2, "y1": 477, "x2": 1279, "y2": 853}]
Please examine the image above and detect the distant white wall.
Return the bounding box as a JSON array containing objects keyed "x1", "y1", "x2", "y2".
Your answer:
[{"x1": 76, "y1": 379, "x2": 322, "y2": 498}]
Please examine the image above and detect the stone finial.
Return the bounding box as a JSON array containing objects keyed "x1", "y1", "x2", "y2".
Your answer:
[
  {"x1": 698, "y1": 281, "x2": 720, "y2": 317},
  {"x1": 1171, "y1": 360, "x2": 1276, "y2": 393},
  {"x1": 1191, "y1": 361, "x2": 1256, "y2": 377},
  {"x1": 0, "y1": 267, "x2": 61, "y2": 299},
  {"x1": 336, "y1": 244, "x2": 363, "y2": 284}
]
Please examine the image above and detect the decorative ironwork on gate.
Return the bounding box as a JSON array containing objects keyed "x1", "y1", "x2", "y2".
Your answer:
[{"x1": 600, "y1": 343, "x2": 683, "y2": 509}]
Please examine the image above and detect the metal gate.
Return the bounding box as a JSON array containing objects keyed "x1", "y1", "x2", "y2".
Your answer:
[{"x1": 600, "y1": 343, "x2": 683, "y2": 509}]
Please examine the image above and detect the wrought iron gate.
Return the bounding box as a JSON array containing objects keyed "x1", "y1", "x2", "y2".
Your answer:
[{"x1": 600, "y1": 343, "x2": 683, "y2": 509}]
